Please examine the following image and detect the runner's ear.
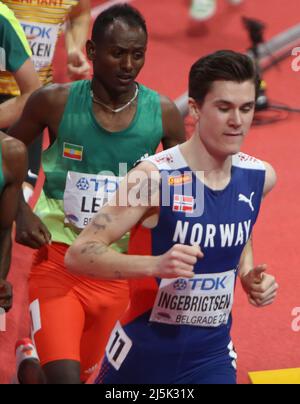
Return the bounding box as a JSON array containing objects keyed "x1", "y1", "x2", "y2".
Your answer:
[
  {"x1": 188, "y1": 97, "x2": 201, "y2": 122},
  {"x1": 86, "y1": 40, "x2": 96, "y2": 61}
]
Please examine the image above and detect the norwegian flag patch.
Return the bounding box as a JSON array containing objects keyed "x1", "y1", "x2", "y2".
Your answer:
[{"x1": 173, "y1": 194, "x2": 195, "y2": 213}]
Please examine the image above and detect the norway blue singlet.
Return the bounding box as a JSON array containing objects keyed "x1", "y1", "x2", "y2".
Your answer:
[{"x1": 95, "y1": 146, "x2": 266, "y2": 384}]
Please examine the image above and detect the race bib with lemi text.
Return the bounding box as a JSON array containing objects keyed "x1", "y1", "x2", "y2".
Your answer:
[{"x1": 64, "y1": 171, "x2": 122, "y2": 229}]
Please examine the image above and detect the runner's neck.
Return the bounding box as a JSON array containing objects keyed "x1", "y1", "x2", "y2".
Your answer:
[{"x1": 91, "y1": 79, "x2": 138, "y2": 110}]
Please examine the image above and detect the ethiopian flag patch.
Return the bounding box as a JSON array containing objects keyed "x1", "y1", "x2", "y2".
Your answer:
[{"x1": 63, "y1": 143, "x2": 83, "y2": 161}]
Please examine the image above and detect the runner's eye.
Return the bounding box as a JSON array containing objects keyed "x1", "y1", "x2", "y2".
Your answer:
[
  {"x1": 134, "y1": 52, "x2": 144, "y2": 60},
  {"x1": 112, "y1": 50, "x2": 123, "y2": 58},
  {"x1": 241, "y1": 106, "x2": 254, "y2": 113}
]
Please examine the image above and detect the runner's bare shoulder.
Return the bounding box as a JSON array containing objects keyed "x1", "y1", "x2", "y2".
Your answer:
[{"x1": 28, "y1": 82, "x2": 72, "y2": 110}]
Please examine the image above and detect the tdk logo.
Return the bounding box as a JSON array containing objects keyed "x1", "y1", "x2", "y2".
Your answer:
[
  {"x1": 188, "y1": 277, "x2": 227, "y2": 291},
  {"x1": 76, "y1": 178, "x2": 119, "y2": 193},
  {"x1": 21, "y1": 24, "x2": 52, "y2": 40},
  {"x1": 76, "y1": 178, "x2": 90, "y2": 191},
  {"x1": 173, "y1": 279, "x2": 188, "y2": 291}
]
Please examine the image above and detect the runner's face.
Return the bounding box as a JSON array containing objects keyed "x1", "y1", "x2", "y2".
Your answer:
[
  {"x1": 195, "y1": 80, "x2": 256, "y2": 158},
  {"x1": 90, "y1": 20, "x2": 147, "y2": 93}
]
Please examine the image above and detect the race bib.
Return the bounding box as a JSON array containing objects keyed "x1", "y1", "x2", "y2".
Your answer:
[
  {"x1": 19, "y1": 20, "x2": 60, "y2": 71},
  {"x1": 150, "y1": 270, "x2": 236, "y2": 328},
  {"x1": 106, "y1": 322, "x2": 132, "y2": 371},
  {"x1": 64, "y1": 171, "x2": 123, "y2": 229}
]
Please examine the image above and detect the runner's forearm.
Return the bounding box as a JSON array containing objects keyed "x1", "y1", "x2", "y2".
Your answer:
[
  {"x1": 238, "y1": 237, "x2": 254, "y2": 279},
  {"x1": 0, "y1": 228, "x2": 12, "y2": 279},
  {"x1": 65, "y1": 12, "x2": 90, "y2": 53},
  {"x1": 66, "y1": 240, "x2": 158, "y2": 280}
]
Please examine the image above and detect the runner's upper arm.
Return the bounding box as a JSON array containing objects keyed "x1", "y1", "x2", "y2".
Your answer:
[
  {"x1": 263, "y1": 161, "x2": 277, "y2": 197},
  {"x1": 13, "y1": 58, "x2": 40, "y2": 95},
  {"x1": 161, "y1": 95, "x2": 185, "y2": 150},
  {"x1": 74, "y1": 162, "x2": 160, "y2": 248},
  {"x1": 8, "y1": 85, "x2": 57, "y2": 145}
]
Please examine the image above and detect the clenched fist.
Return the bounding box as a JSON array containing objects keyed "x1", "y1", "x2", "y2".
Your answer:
[
  {"x1": 153, "y1": 244, "x2": 204, "y2": 279},
  {"x1": 241, "y1": 264, "x2": 279, "y2": 307}
]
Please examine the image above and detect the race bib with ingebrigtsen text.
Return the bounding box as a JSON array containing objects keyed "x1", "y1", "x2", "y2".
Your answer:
[{"x1": 150, "y1": 270, "x2": 236, "y2": 328}]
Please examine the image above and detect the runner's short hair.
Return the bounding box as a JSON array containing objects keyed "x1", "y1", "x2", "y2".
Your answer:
[
  {"x1": 189, "y1": 50, "x2": 260, "y2": 103},
  {"x1": 92, "y1": 4, "x2": 148, "y2": 42}
]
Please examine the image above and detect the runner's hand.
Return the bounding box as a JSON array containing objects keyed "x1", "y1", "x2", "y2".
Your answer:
[
  {"x1": 67, "y1": 49, "x2": 90, "y2": 80},
  {"x1": 0, "y1": 280, "x2": 13, "y2": 312},
  {"x1": 241, "y1": 264, "x2": 279, "y2": 307},
  {"x1": 154, "y1": 244, "x2": 204, "y2": 279},
  {"x1": 15, "y1": 204, "x2": 51, "y2": 249}
]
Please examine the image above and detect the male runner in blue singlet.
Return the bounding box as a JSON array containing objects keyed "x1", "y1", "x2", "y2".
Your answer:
[{"x1": 65, "y1": 50, "x2": 278, "y2": 384}]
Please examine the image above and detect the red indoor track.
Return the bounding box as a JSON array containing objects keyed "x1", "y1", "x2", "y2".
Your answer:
[{"x1": 1, "y1": 0, "x2": 300, "y2": 384}]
